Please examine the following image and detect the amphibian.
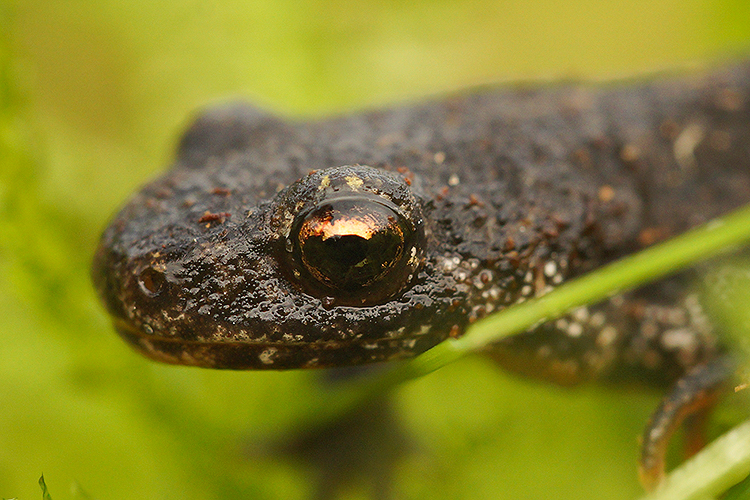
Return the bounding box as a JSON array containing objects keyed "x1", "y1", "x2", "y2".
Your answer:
[{"x1": 92, "y1": 60, "x2": 750, "y2": 488}]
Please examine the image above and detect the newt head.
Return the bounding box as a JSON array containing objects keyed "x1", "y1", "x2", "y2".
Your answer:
[
  {"x1": 90, "y1": 96, "x2": 605, "y2": 370},
  {"x1": 92, "y1": 158, "x2": 470, "y2": 369}
]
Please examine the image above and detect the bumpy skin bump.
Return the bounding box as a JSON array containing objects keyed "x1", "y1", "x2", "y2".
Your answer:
[{"x1": 93, "y1": 61, "x2": 750, "y2": 373}]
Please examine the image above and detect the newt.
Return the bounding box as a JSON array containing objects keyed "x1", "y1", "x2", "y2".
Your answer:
[{"x1": 92, "y1": 59, "x2": 750, "y2": 489}]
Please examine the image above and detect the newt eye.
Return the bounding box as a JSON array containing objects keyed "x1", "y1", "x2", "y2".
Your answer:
[
  {"x1": 293, "y1": 196, "x2": 410, "y2": 290},
  {"x1": 279, "y1": 166, "x2": 424, "y2": 306}
]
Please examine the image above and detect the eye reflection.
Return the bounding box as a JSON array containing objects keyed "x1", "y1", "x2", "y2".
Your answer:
[
  {"x1": 278, "y1": 165, "x2": 425, "y2": 306},
  {"x1": 294, "y1": 197, "x2": 407, "y2": 291}
]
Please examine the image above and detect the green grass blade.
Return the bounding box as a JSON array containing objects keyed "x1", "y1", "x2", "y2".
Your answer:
[
  {"x1": 723, "y1": 470, "x2": 750, "y2": 500},
  {"x1": 38, "y1": 475, "x2": 52, "y2": 500}
]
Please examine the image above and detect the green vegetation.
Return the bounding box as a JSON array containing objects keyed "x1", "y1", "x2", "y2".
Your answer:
[{"x1": 2, "y1": 1, "x2": 750, "y2": 499}]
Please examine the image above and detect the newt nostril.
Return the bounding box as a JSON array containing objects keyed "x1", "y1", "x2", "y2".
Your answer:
[{"x1": 138, "y1": 266, "x2": 167, "y2": 297}]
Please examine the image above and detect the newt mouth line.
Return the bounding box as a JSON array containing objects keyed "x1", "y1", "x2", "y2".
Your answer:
[
  {"x1": 114, "y1": 319, "x2": 427, "y2": 349},
  {"x1": 114, "y1": 321, "x2": 431, "y2": 369}
]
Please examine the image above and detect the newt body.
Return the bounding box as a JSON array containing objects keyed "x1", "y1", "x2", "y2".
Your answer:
[
  {"x1": 93, "y1": 60, "x2": 750, "y2": 486},
  {"x1": 93, "y1": 61, "x2": 750, "y2": 376}
]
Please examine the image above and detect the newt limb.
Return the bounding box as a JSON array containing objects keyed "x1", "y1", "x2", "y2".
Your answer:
[{"x1": 638, "y1": 357, "x2": 732, "y2": 491}]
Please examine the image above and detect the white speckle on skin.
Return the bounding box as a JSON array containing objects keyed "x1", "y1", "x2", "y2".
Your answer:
[
  {"x1": 648, "y1": 424, "x2": 665, "y2": 444},
  {"x1": 448, "y1": 174, "x2": 460, "y2": 186},
  {"x1": 567, "y1": 322, "x2": 584, "y2": 338},
  {"x1": 684, "y1": 293, "x2": 713, "y2": 336},
  {"x1": 455, "y1": 269, "x2": 470, "y2": 282},
  {"x1": 597, "y1": 326, "x2": 618, "y2": 347},
  {"x1": 544, "y1": 261, "x2": 558, "y2": 278},
  {"x1": 572, "y1": 307, "x2": 589, "y2": 323},
  {"x1": 209, "y1": 325, "x2": 227, "y2": 341},
  {"x1": 589, "y1": 312, "x2": 606, "y2": 328},
  {"x1": 661, "y1": 328, "x2": 697, "y2": 351},
  {"x1": 259, "y1": 348, "x2": 278, "y2": 365},
  {"x1": 163, "y1": 310, "x2": 186, "y2": 323},
  {"x1": 674, "y1": 122, "x2": 705, "y2": 171},
  {"x1": 438, "y1": 254, "x2": 460, "y2": 273}
]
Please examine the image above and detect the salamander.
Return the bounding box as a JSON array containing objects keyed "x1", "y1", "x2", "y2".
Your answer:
[{"x1": 92, "y1": 59, "x2": 750, "y2": 488}]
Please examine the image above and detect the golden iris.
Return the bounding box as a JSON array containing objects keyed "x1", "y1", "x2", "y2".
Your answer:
[{"x1": 293, "y1": 196, "x2": 409, "y2": 292}]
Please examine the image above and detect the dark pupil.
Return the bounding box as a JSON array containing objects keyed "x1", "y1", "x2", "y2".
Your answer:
[
  {"x1": 305, "y1": 231, "x2": 401, "y2": 288},
  {"x1": 296, "y1": 199, "x2": 406, "y2": 290},
  {"x1": 323, "y1": 234, "x2": 369, "y2": 269}
]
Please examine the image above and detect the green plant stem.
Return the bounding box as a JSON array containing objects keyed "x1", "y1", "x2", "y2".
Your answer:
[{"x1": 722, "y1": 465, "x2": 750, "y2": 500}]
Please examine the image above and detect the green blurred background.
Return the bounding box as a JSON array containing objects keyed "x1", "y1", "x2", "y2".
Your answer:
[{"x1": 3, "y1": 1, "x2": 750, "y2": 498}]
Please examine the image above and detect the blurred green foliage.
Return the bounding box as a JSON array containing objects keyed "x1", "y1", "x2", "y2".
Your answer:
[{"x1": 2, "y1": 1, "x2": 750, "y2": 499}]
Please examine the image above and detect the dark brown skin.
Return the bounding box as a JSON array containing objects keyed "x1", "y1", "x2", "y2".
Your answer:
[{"x1": 92, "y1": 60, "x2": 750, "y2": 488}]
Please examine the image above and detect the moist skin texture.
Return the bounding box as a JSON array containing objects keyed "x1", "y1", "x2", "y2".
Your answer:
[
  {"x1": 93, "y1": 61, "x2": 750, "y2": 381},
  {"x1": 92, "y1": 60, "x2": 750, "y2": 490}
]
